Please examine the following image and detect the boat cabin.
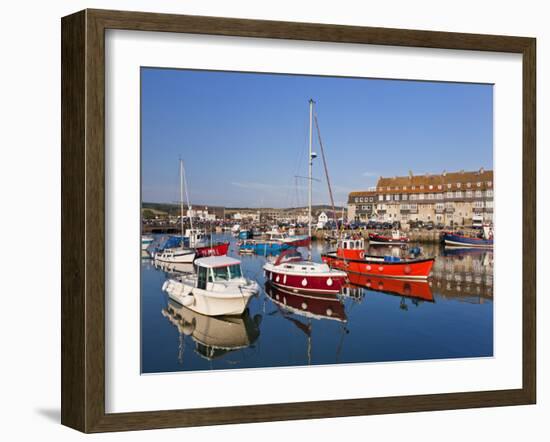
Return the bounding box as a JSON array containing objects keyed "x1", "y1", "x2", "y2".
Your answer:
[
  {"x1": 336, "y1": 237, "x2": 365, "y2": 259},
  {"x1": 185, "y1": 228, "x2": 209, "y2": 247},
  {"x1": 194, "y1": 256, "x2": 244, "y2": 290}
]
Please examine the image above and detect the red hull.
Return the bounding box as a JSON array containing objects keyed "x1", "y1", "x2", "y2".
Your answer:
[
  {"x1": 194, "y1": 241, "x2": 230, "y2": 258},
  {"x1": 265, "y1": 282, "x2": 346, "y2": 321},
  {"x1": 321, "y1": 252, "x2": 434, "y2": 279},
  {"x1": 264, "y1": 268, "x2": 346, "y2": 294},
  {"x1": 346, "y1": 272, "x2": 433, "y2": 301},
  {"x1": 368, "y1": 233, "x2": 409, "y2": 244}
]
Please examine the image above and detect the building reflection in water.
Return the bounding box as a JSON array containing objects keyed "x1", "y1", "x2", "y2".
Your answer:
[{"x1": 432, "y1": 248, "x2": 493, "y2": 303}]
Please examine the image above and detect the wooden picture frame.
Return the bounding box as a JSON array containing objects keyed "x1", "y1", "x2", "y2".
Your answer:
[{"x1": 61, "y1": 9, "x2": 536, "y2": 433}]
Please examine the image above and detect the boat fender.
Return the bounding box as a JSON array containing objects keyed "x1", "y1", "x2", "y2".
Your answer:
[
  {"x1": 302, "y1": 278, "x2": 308, "y2": 286},
  {"x1": 161, "y1": 281, "x2": 169, "y2": 292},
  {"x1": 301, "y1": 302, "x2": 308, "y2": 310},
  {"x1": 326, "y1": 308, "x2": 333, "y2": 316},
  {"x1": 181, "y1": 294, "x2": 195, "y2": 307},
  {"x1": 326, "y1": 278, "x2": 333, "y2": 287},
  {"x1": 359, "y1": 251, "x2": 365, "y2": 259}
]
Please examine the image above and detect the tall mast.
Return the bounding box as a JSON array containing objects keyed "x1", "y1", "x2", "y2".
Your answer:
[
  {"x1": 181, "y1": 160, "x2": 194, "y2": 232},
  {"x1": 308, "y1": 99, "x2": 314, "y2": 260},
  {"x1": 179, "y1": 159, "x2": 185, "y2": 247}
]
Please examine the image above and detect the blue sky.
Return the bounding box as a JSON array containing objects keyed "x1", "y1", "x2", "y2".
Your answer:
[{"x1": 141, "y1": 68, "x2": 493, "y2": 208}]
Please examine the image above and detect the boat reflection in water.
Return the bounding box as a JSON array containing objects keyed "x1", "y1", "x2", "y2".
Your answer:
[
  {"x1": 264, "y1": 281, "x2": 346, "y2": 322},
  {"x1": 162, "y1": 299, "x2": 262, "y2": 362},
  {"x1": 264, "y1": 281, "x2": 348, "y2": 365},
  {"x1": 346, "y1": 272, "x2": 434, "y2": 303}
]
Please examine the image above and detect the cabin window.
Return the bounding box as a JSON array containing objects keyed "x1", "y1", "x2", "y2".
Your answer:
[
  {"x1": 198, "y1": 266, "x2": 208, "y2": 289},
  {"x1": 228, "y1": 264, "x2": 242, "y2": 279},
  {"x1": 343, "y1": 242, "x2": 348, "y2": 249}
]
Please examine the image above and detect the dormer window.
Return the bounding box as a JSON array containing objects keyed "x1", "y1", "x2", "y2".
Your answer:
[
  {"x1": 457, "y1": 183, "x2": 461, "y2": 188},
  {"x1": 467, "y1": 182, "x2": 471, "y2": 188},
  {"x1": 438, "y1": 185, "x2": 442, "y2": 190},
  {"x1": 477, "y1": 182, "x2": 481, "y2": 187},
  {"x1": 403, "y1": 186, "x2": 407, "y2": 190},
  {"x1": 429, "y1": 185, "x2": 433, "y2": 190}
]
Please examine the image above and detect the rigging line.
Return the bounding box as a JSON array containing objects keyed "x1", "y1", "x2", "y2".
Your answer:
[{"x1": 313, "y1": 113, "x2": 337, "y2": 229}]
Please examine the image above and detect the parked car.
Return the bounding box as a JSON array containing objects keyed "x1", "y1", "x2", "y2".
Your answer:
[
  {"x1": 435, "y1": 222, "x2": 445, "y2": 230},
  {"x1": 425, "y1": 221, "x2": 434, "y2": 230}
]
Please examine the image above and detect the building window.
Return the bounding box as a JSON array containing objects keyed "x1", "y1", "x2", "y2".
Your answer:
[
  {"x1": 403, "y1": 186, "x2": 407, "y2": 190},
  {"x1": 355, "y1": 197, "x2": 359, "y2": 203},
  {"x1": 436, "y1": 193, "x2": 443, "y2": 200},
  {"x1": 395, "y1": 194, "x2": 400, "y2": 201},
  {"x1": 488, "y1": 181, "x2": 493, "y2": 187},
  {"x1": 402, "y1": 194, "x2": 408, "y2": 201},
  {"x1": 378, "y1": 195, "x2": 383, "y2": 201},
  {"x1": 385, "y1": 194, "x2": 391, "y2": 201},
  {"x1": 436, "y1": 203, "x2": 444, "y2": 210},
  {"x1": 429, "y1": 185, "x2": 433, "y2": 190},
  {"x1": 418, "y1": 193, "x2": 425, "y2": 200},
  {"x1": 467, "y1": 182, "x2": 471, "y2": 188},
  {"x1": 466, "y1": 190, "x2": 473, "y2": 198},
  {"x1": 412, "y1": 186, "x2": 416, "y2": 190},
  {"x1": 427, "y1": 193, "x2": 434, "y2": 200},
  {"x1": 486, "y1": 190, "x2": 493, "y2": 197},
  {"x1": 387, "y1": 186, "x2": 391, "y2": 191},
  {"x1": 420, "y1": 185, "x2": 424, "y2": 190},
  {"x1": 457, "y1": 183, "x2": 462, "y2": 188},
  {"x1": 477, "y1": 182, "x2": 481, "y2": 187},
  {"x1": 474, "y1": 201, "x2": 484, "y2": 208},
  {"x1": 456, "y1": 191, "x2": 463, "y2": 198},
  {"x1": 438, "y1": 184, "x2": 442, "y2": 190},
  {"x1": 446, "y1": 192, "x2": 453, "y2": 198},
  {"x1": 486, "y1": 201, "x2": 493, "y2": 208},
  {"x1": 475, "y1": 190, "x2": 482, "y2": 197},
  {"x1": 370, "y1": 197, "x2": 373, "y2": 202},
  {"x1": 447, "y1": 183, "x2": 452, "y2": 189}
]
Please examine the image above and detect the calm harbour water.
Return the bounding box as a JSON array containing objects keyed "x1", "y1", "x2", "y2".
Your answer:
[{"x1": 141, "y1": 233, "x2": 493, "y2": 373}]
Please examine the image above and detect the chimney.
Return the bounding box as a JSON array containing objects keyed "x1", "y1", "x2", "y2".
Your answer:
[
  {"x1": 408, "y1": 170, "x2": 413, "y2": 179},
  {"x1": 479, "y1": 167, "x2": 485, "y2": 174},
  {"x1": 442, "y1": 169, "x2": 447, "y2": 177}
]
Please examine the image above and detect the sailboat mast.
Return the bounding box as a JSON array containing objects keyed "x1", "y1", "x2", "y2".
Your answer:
[
  {"x1": 179, "y1": 159, "x2": 185, "y2": 248},
  {"x1": 308, "y1": 99, "x2": 314, "y2": 260},
  {"x1": 181, "y1": 160, "x2": 194, "y2": 232}
]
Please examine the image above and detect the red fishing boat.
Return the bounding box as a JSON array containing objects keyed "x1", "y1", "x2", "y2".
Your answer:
[
  {"x1": 368, "y1": 230, "x2": 409, "y2": 245},
  {"x1": 194, "y1": 241, "x2": 230, "y2": 258},
  {"x1": 346, "y1": 272, "x2": 434, "y2": 302},
  {"x1": 321, "y1": 237, "x2": 434, "y2": 280}
]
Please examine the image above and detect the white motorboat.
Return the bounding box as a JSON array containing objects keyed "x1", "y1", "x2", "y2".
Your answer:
[{"x1": 162, "y1": 256, "x2": 259, "y2": 316}]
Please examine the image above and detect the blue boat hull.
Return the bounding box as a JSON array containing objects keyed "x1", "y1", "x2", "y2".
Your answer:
[
  {"x1": 442, "y1": 232, "x2": 493, "y2": 248},
  {"x1": 239, "y1": 242, "x2": 294, "y2": 255}
]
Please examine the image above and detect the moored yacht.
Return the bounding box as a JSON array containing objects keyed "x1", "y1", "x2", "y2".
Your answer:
[{"x1": 262, "y1": 99, "x2": 346, "y2": 295}]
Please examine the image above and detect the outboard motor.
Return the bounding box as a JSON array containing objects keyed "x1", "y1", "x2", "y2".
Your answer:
[{"x1": 409, "y1": 246, "x2": 422, "y2": 257}]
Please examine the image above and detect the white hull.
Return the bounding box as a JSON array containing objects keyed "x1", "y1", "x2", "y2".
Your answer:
[
  {"x1": 153, "y1": 248, "x2": 196, "y2": 264},
  {"x1": 162, "y1": 278, "x2": 259, "y2": 316}
]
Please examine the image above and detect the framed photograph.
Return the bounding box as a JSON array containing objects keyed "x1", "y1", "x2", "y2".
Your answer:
[{"x1": 61, "y1": 9, "x2": 536, "y2": 433}]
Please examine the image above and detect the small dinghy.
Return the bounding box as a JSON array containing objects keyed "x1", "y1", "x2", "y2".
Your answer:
[
  {"x1": 368, "y1": 229, "x2": 409, "y2": 245},
  {"x1": 162, "y1": 256, "x2": 259, "y2": 316}
]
